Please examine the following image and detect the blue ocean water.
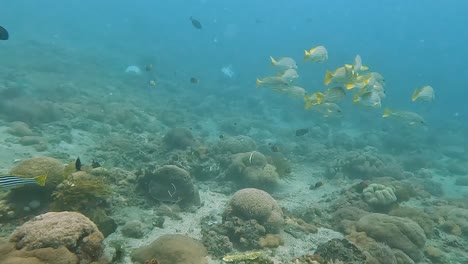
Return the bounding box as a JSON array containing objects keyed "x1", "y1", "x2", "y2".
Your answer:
[{"x1": 1, "y1": 1, "x2": 468, "y2": 263}]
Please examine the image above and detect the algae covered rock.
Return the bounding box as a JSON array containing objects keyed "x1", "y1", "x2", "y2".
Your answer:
[
  {"x1": 163, "y1": 127, "x2": 195, "y2": 150},
  {"x1": 227, "y1": 188, "x2": 284, "y2": 233},
  {"x1": 131, "y1": 234, "x2": 207, "y2": 264},
  {"x1": 226, "y1": 152, "x2": 280, "y2": 189},
  {"x1": 215, "y1": 135, "x2": 257, "y2": 154},
  {"x1": 121, "y1": 220, "x2": 146, "y2": 238},
  {"x1": 362, "y1": 183, "x2": 397, "y2": 207},
  {"x1": 10, "y1": 156, "x2": 65, "y2": 189},
  {"x1": 9, "y1": 211, "x2": 105, "y2": 263},
  {"x1": 314, "y1": 238, "x2": 366, "y2": 263},
  {"x1": 356, "y1": 213, "x2": 426, "y2": 262},
  {"x1": 139, "y1": 165, "x2": 200, "y2": 209}
]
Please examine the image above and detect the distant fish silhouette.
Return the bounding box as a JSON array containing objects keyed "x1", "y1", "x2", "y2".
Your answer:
[
  {"x1": 75, "y1": 157, "x2": 82, "y2": 171},
  {"x1": 190, "y1": 16, "x2": 202, "y2": 29},
  {"x1": 0, "y1": 25, "x2": 9, "y2": 40},
  {"x1": 295, "y1": 128, "x2": 309, "y2": 136}
]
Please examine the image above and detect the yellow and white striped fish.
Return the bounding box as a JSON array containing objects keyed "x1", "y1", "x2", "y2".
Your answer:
[{"x1": 0, "y1": 175, "x2": 47, "y2": 189}]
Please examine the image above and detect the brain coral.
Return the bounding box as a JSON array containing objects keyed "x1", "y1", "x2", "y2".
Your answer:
[
  {"x1": 10, "y1": 156, "x2": 65, "y2": 189},
  {"x1": 226, "y1": 152, "x2": 280, "y2": 188},
  {"x1": 356, "y1": 213, "x2": 426, "y2": 262},
  {"x1": 362, "y1": 183, "x2": 397, "y2": 207},
  {"x1": 9, "y1": 211, "x2": 104, "y2": 263},
  {"x1": 215, "y1": 135, "x2": 256, "y2": 154},
  {"x1": 131, "y1": 234, "x2": 207, "y2": 264},
  {"x1": 228, "y1": 188, "x2": 284, "y2": 233}
]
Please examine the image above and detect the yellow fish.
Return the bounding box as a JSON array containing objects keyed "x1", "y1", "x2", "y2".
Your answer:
[
  {"x1": 280, "y1": 68, "x2": 299, "y2": 83},
  {"x1": 412, "y1": 86, "x2": 434, "y2": 102},
  {"x1": 322, "y1": 86, "x2": 346, "y2": 103},
  {"x1": 256, "y1": 76, "x2": 289, "y2": 88},
  {"x1": 324, "y1": 66, "x2": 353, "y2": 86},
  {"x1": 304, "y1": 45, "x2": 328, "y2": 63},
  {"x1": 312, "y1": 102, "x2": 342, "y2": 118},
  {"x1": 383, "y1": 108, "x2": 426, "y2": 125},
  {"x1": 270, "y1": 56, "x2": 297, "y2": 70},
  {"x1": 274, "y1": 85, "x2": 306, "y2": 98},
  {"x1": 353, "y1": 91, "x2": 382, "y2": 108},
  {"x1": 304, "y1": 92, "x2": 323, "y2": 109}
]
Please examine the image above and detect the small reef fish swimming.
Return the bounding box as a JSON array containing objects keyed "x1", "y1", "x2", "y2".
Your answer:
[
  {"x1": 256, "y1": 76, "x2": 289, "y2": 89},
  {"x1": 279, "y1": 68, "x2": 299, "y2": 83},
  {"x1": 190, "y1": 16, "x2": 202, "y2": 29},
  {"x1": 145, "y1": 64, "x2": 153, "y2": 72},
  {"x1": 304, "y1": 92, "x2": 323, "y2": 109},
  {"x1": 353, "y1": 90, "x2": 382, "y2": 108},
  {"x1": 0, "y1": 25, "x2": 8, "y2": 40},
  {"x1": 273, "y1": 85, "x2": 306, "y2": 98},
  {"x1": 412, "y1": 85, "x2": 434, "y2": 102},
  {"x1": 382, "y1": 108, "x2": 426, "y2": 125},
  {"x1": 304, "y1": 45, "x2": 328, "y2": 63},
  {"x1": 345, "y1": 55, "x2": 369, "y2": 74},
  {"x1": 270, "y1": 56, "x2": 298, "y2": 70},
  {"x1": 324, "y1": 66, "x2": 354, "y2": 86},
  {"x1": 311, "y1": 102, "x2": 343, "y2": 118},
  {"x1": 322, "y1": 86, "x2": 346, "y2": 103},
  {"x1": 190, "y1": 77, "x2": 199, "y2": 84},
  {"x1": 75, "y1": 157, "x2": 82, "y2": 171},
  {"x1": 0, "y1": 175, "x2": 47, "y2": 189}
]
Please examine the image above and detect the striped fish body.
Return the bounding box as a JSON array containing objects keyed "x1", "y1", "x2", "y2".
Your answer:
[{"x1": 0, "y1": 175, "x2": 47, "y2": 189}]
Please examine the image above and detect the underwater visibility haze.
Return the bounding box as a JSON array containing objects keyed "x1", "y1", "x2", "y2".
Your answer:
[{"x1": 0, "y1": 1, "x2": 467, "y2": 263}]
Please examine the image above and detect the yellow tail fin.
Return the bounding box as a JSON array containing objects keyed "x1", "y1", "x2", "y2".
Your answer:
[
  {"x1": 270, "y1": 56, "x2": 276, "y2": 66},
  {"x1": 303, "y1": 50, "x2": 310, "y2": 61},
  {"x1": 324, "y1": 70, "x2": 333, "y2": 85},
  {"x1": 316, "y1": 92, "x2": 323, "y2": 105},
  {"x1": 345, "y1": 83, "x2": 355, "y2": 90},
  {"x1": 256, "y1": 78, "x2": 262, "y2": 88},
  {"x1": 382, "y1": 108, "x2": 392, "y2": 118},
  {"x1": 361, "y1": 65, "x2": 369, "y2": 71},
  {"x1": 34, "y1": 175, "x2": 47, "y2": 186},
  {"x1": 353, "y1": 93, "x2": 359, "y2": 104},
  {"x1": 411, "y1": 88, "x2": 420, "y2": 101}
]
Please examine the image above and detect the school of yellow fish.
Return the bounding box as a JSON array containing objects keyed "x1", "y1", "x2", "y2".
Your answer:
[{"x1": 256, "y1": 45, "x2": 435, "y2": 125}]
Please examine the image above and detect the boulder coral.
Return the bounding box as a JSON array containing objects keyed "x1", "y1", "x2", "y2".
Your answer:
[
  {"x1": 10, "y1": 156, "x2": 65, "y2": 189},
  {"x1": 138, "y1": 165, "x2": 200, "y2": 209},
  {"x1": 227, "y1": 188, "x2": 284, "y2": 233},
  {"x1": 356, "y1": 213, "x2": 426, "y2": 262},
  {"x1": 131, "y1": 234, "x2": 207, "y2": 264},
  {"x1": 214, "y1": 135, "x2": 256, "y2": 154},
  {"x1": 362, "y1": 183, "x2": 397, "y2": 207},
  {"x1": 226, "y1": 151, "x2": 280, "y2": 188},
  {"x1": 163, "y1": 127, "x2": 195, "y2": 150},
  {"x1": 9, "y1": 211, "x2": 105, "y2": 263}
]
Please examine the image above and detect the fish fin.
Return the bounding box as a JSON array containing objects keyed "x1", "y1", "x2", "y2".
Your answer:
[
  {"x1": 270, "y1": 56, "x2": 276, "y2": 66},
  {"x1": 361, "y1": 65, "x2": 369, "y2": 71},
  {"x1": 411, "y1": 88, "x2": 420, "y2": 101},
  {"x1": 303, "y1": 50, "x2": 310, "y2": 61},
  {"x1": 353, "y1": 93, "x2": 359, "y2": 104},
  {"x1": 316, "y1": 92, "x2": 323, "y2": 104},
  {"x1": 324, "y1": 70, "x2": 333, "y2": 85},
  {"x1": 382, "y1": 108, "x2": 392, "y2": 117},
  {"x1": 345, "y1": 83, "x2": 355, "y2": 90},
  {"x1": 34, "y1": 175, "x2": 47, "y2": 186},
  {"x1": 344, "y1": 64, "x2": 352, "y2": 69},
  {"x1": 256, "y1": 78, "x2": 262, "y2": 88}
]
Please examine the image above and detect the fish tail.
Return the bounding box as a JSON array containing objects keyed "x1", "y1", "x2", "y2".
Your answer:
[
  {"x1": 324, "y1": 70, "x2": 333, "y2": 85},
  {"x1": 270, "y1": 56, "x2": 276, "y2": 66},
  {"x1": 345, "y1": 83, "x2": 355, "y2": 90},
  {"x1": 34, "y1": 175, "x2": 47, "y2": 186},
  {"x1": 303, "y1": 50, "x2": 310, "y2": 61},
  {"x1": 411, "y1": 88, "x2": 420, "y2": 101},
  {"x1": 353, "y1": 93, "x2": 359, "y2": 104},
  {"x1": 256, "y1": 78, "x2": 262, "y2": 88},
  {"x1": 316, "y1": 92, "x2": 323, "y2": 105},
  {"x1": 382, "y1": 108, "x2": 392, "y2": 118}
]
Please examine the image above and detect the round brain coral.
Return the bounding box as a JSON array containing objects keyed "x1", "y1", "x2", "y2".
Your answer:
[
  {"x1": 362, "y1": 183, "x2": 397, "y2": 207},
  {"x1": 229, "y1": 188, "x2": 284, "y2": 233}
]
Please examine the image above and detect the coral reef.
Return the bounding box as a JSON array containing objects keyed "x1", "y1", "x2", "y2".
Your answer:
[
  {"x1": 9, "y1": 211, "x2": 105, "y2": 263},
  {"x1": 362, "y1": 183, "x2": 397, "y2": 208},
  {"x1": 389, "y1": 207, "x2": 435, "y2": 238},
  {"x1": 214, "y1": 135, "x2": 256, "y2": 154},
  {"x1": 163, "y1": 127, "x2": 195, "y2": 150},
  {"x1": 258, "y1": 234, "x2": 284, "y2": 248},
  {"x1": 313, "y1": 238, "x2": 366, "y2": 263},
  {"x1": 226, "y1": 152, "x2": 280, "y2": 188},
  {"x1": 121, "y1": 220, "x2": 146, "y2": 239},
  {"x1": 138, "y1": 165, "x2": 201, "y2": 209},
  {"x1": 6, "y1": 121, "x2": 34, "y2": 137},
  {"x1": 325, "y1": 147, "x2": 404, "y2": 180},
  {"x1": 356, "y1": 213, "x2": 426, "y2": 262},
  {"x1": 10, "y1": 156, "x2": 65, "y2": 189},
  {"x1": 226, "y1": 188, "x2": 284, "y2": 233},
  {"x1": 436, "y1": 206, "x2": 468, "y2": 236},
  {"x1": 131, "y1": 234, "x2": 208, "y2": 264}
]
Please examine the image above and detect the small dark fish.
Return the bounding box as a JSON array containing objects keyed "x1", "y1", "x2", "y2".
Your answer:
[
  {"x1": 295, "y1": 128, "x2": 309, "y2": 136},
  {"x1": 0, "y1": 25, "x2": 8, "y2": 40},
  {"x1": 145, "y1": 64, "x2": 153, "y2": 72},
  {"x1": 309, "y1": 181, "x2": 324, "y2": 190},
  {"x1": 190, "y1": 77, "x2": 199, "y2": 84},
  {"x1": 271, "y1": 144, "x2": 280, "y2": 152},
  {"x1": 190, "y1": 16, "x2": 202, "y2": 29},
  {"x1": 219, "y1": 134, "x2": 224, "y2": 139},
  {"x1": 75, "y1": 157, "x2": 82, "y2": 171},
  {"x1": 91, "y1": 160, "x2": 101, "y2": 168}
]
